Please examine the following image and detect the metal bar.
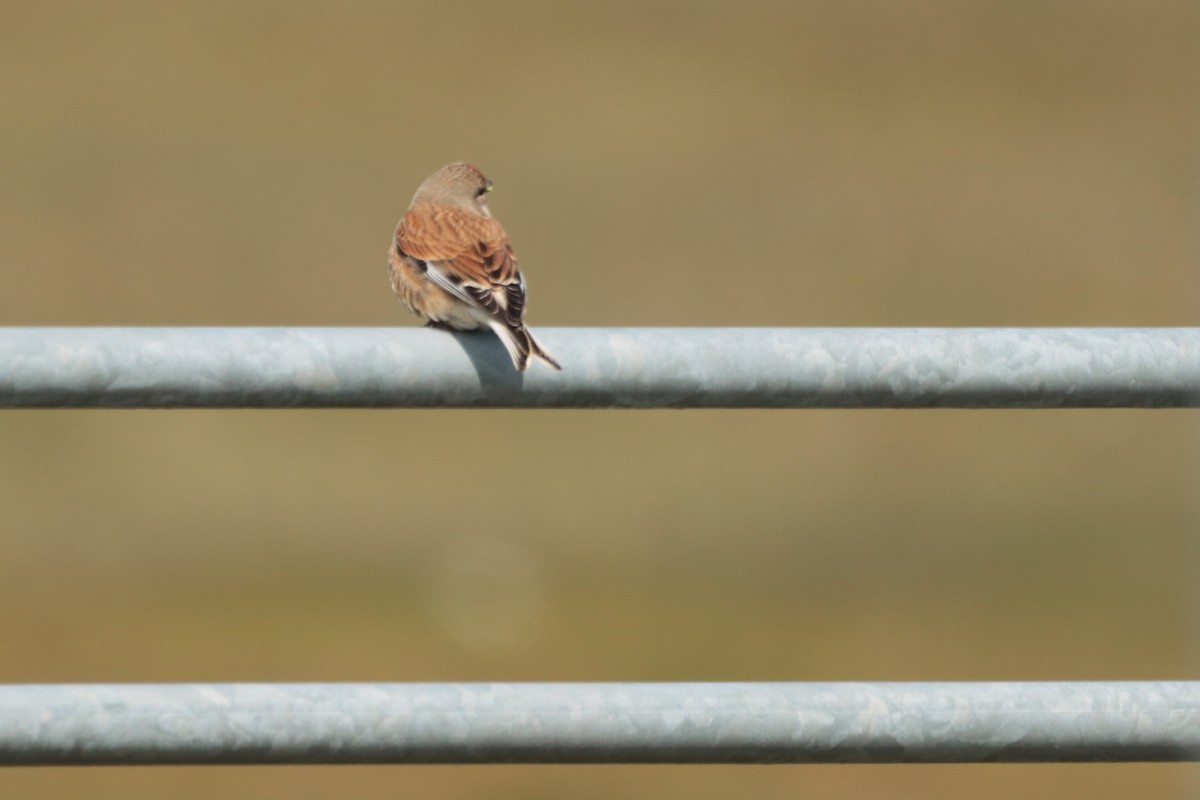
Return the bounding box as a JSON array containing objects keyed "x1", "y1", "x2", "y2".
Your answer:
[
  {"x1": 0, "y1": 327, "x2": 1197, "y2": 409},
  {"x1": 2, "y1": 682, "x2": 1198, "y2": 765}
]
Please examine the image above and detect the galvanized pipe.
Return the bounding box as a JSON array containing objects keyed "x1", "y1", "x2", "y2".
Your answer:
[
  {"x1": 0, "y1": 327, "x2": 1196, "y2": 409},
  {"x1": 2, "y1": 682, "x2": 1198, "y2": 764}
]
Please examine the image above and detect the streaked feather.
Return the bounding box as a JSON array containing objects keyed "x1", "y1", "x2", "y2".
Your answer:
[{"x1": 390, "y1": 197, "x2": 559, "y2": 372}]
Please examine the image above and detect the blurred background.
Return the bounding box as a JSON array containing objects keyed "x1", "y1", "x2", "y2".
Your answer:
[{"x1": 0, "y1": 0, "x2": 1196, "y2": 797}]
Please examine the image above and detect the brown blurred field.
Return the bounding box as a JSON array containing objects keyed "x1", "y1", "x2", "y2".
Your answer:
[{"x1": 0, "y1": 1, "x2": 1197, "y2": 797}]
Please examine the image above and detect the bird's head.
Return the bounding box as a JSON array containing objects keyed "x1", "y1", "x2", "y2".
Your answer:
[{"x1": 411, "y1": 162, "x2": 494, "y2": 217}]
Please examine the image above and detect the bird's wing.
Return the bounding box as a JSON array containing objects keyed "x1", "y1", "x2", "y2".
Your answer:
[
  {"x1": 395, "y1": 203, "x2": 526, "y2": 323},
  {"x1": 396, "y1": 202, "x2": 518, "y2": 282},
  {"x1": 394, "y1": 203, "x2": 554, "y2": 371}
]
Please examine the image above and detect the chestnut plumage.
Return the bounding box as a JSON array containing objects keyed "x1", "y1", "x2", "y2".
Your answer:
[{"x1": 388, "y1": 162, "x2": 560, "y2": 372}]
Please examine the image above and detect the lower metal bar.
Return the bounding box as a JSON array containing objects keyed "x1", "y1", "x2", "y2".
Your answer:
[{"x1": 2, "y1": 682, "x2": 1198, "y2": 765}]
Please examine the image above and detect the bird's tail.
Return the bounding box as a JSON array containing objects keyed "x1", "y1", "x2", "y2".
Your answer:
[{"x1": 488, "y1": 321, "x2": 561, "y2": 372}]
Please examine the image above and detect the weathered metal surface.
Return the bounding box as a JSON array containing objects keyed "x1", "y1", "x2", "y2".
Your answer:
[{"x1": 0, "y1": 327, "x2": 1196, "y2": 408}]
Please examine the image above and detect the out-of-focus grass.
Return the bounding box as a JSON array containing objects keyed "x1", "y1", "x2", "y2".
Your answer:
[{"x1": 0, "y1": 1, "x2": 1196, "y2": 797}]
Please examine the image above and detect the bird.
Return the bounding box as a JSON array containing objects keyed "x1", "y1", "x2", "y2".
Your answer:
[{"x1": 388, "y1": 162, "x2": 561, "y2": 372}]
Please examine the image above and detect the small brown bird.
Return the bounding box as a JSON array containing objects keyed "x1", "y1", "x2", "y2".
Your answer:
[{"x1": 388, "y1": 162, "x2": 560, "y2": 372}]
